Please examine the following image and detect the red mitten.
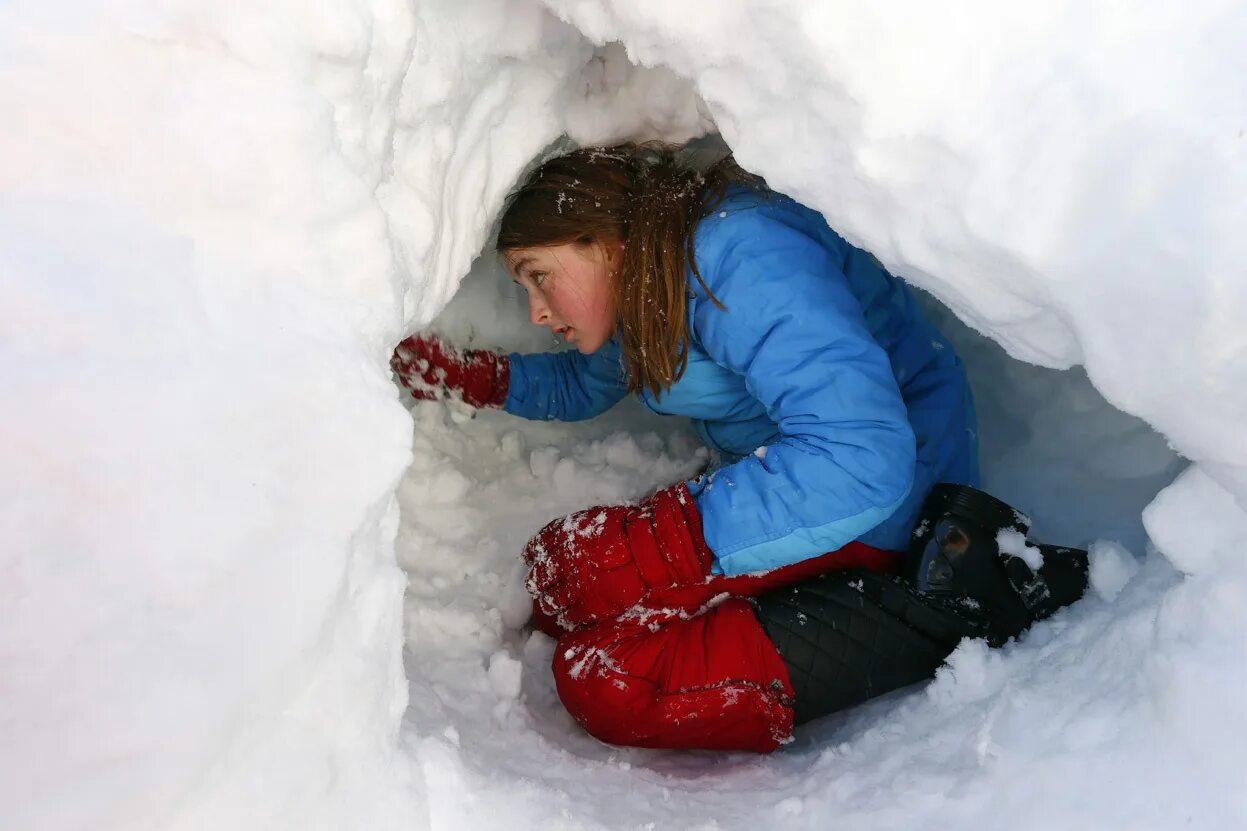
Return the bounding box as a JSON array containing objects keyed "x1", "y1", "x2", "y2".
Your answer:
[
  {"x1": 390, "y1": 334, "x2": 509, "y2": 409},
  {"x1": 522, "y1": 482, "x2": 713, "y2": 629}
]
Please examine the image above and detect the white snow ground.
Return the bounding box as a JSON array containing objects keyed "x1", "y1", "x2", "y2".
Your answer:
[{"x1": 3, "y1": 1, "x2": 1246, "y2": 829}]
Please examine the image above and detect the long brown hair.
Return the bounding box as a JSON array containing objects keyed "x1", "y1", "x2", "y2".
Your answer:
[{"x1": 496, "y1": 143, "x2": 761, "y2": 399}]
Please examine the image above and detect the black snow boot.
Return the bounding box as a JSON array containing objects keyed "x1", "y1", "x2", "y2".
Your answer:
[
  {"x1": 752, "y1": 485, "x2": 1090, "y2": 726},
  {"x1": 753, "y1": 570, "x2": 985, "y2": 725},
  {"x1": 907, "y1": 484, "x2": 1090, "y2": 646}
]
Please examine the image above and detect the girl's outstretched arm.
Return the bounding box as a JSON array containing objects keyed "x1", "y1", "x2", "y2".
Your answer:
[
  {"x1": 503, "y1": 340, "x2": 629, "y2": 422},
  {"x1": 392, "y1": 335, "x2": 627, "y2": 421}
]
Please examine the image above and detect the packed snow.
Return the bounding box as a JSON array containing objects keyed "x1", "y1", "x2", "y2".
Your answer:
[{"x1": 2, "y1": 1, "x2": 1245, "y2": 830}]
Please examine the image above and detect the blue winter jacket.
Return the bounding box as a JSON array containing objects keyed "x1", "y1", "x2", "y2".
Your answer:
[{"x1": 504, "y1": 188, "x2": 979, "y2": 576}]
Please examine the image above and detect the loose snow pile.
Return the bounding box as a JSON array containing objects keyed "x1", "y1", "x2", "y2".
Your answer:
[{"x1": 2, "y1": 1, "x2": 1244, "y2": 830}]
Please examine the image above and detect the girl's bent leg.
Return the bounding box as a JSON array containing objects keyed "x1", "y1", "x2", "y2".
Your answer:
[{"x1": 552, "y1": 599, "x2": 795, "y2": 753}]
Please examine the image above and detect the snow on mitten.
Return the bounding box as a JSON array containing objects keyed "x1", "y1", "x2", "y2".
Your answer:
[
  {"x1": 522, "y1": 482, "x2": 714, "y2": 629},
  {"x1": 390, "y1": 334, "x2": 509, "y2": 409}
]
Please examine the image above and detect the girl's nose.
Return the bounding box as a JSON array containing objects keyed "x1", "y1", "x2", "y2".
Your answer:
[{"x1": 528, "y1": 294, "x2": 551, "y2": 326}]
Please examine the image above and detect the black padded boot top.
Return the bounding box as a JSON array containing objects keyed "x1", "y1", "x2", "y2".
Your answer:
[{"x1": 753, "y1": 570, "x2": 984, "y2": 725}]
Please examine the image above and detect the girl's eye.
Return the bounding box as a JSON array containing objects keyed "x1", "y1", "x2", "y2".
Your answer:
[{"x1": 531, "y1": 271, "x2": 548, "y2": 287}]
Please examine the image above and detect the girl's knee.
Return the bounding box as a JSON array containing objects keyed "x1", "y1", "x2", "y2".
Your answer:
[
  {"x1": 549, "y1": 604, "x2": 795, "y2": 752},
  {"x1": 552, "y1": 625, "x2": 658, "y2": 745}
]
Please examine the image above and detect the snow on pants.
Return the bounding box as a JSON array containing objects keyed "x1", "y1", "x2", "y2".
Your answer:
[{"x1": 533, "y1": 542, "x2": 903, "y2": 753}]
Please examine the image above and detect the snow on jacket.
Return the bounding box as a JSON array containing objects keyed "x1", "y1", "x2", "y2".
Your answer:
[{"x1": 503, "y1": 188, "x2": 979, "y2": 576}]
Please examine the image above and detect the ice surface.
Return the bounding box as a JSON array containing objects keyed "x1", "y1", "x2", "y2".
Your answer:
[{"x1": 3, "y1": 0, "x2": 1245, "y2": 829}]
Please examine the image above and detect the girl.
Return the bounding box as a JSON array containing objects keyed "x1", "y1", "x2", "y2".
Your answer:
[{"x1": 392, "y1": 144, "x2": 1085, "y2": 752}]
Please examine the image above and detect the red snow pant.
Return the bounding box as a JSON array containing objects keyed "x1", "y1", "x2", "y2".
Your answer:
[{"x1": 533, "y1": 542, "x2": 903, "y2": 753}]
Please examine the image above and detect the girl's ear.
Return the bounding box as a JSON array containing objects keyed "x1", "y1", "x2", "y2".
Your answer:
[{"x1": 604, "y1": 238, "x2": 625, "y2": 271}]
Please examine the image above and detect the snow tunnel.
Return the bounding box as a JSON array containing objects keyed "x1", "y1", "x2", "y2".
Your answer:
[{"x1": 4, "y1": 2, "x2": 1246, "y2": 830}]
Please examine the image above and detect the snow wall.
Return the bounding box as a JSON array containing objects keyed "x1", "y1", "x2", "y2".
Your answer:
[{"x1": 2, "y1": 1, "x2": 1245, "y2": 829}]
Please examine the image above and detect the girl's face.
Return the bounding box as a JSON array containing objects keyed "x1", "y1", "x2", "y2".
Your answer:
[{"x1": 507, "y1": 240, "x2": 622, "y2": 354}]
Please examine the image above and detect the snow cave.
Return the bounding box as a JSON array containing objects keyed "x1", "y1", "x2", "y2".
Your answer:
[{"x1": 4, "y1": 2, "x2": 1245, "y2": 830}]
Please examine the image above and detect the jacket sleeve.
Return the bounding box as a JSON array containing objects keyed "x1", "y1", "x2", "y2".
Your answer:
[
  {"x1": 686, "y1": 211, "x2": 916, "y2": 576},
  {"x1": 503, "y1": 340, "x2": 629, "y2": 421}
]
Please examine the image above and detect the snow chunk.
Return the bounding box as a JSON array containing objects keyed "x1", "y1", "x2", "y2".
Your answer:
[
  {"x1": 1088, "y1": 540, "x2": 1140, "y2": 602},
  {"x1": 775, "y1": 797, "x2": 804, "y2": 816},
  {"x1": 487, "y1": 651, "x2": 523, "y2": 700},
  {"x1": 1145, "y1": 466, "x2": 1247, "y2": 578},
  {"x1": 997, "y1": 528, "x2": 1045, "y2": 571}
]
